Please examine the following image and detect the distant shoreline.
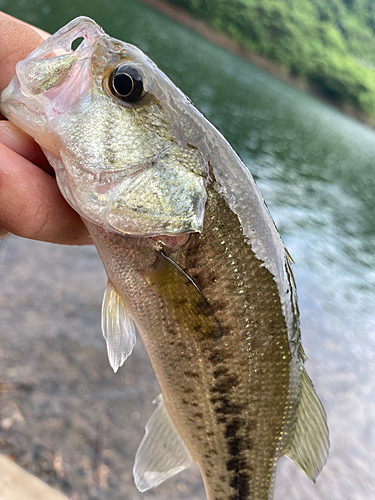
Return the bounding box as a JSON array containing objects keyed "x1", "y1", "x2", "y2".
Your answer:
[{"x1": 137, "y1": 0, "x2": 370, "y2": 128}]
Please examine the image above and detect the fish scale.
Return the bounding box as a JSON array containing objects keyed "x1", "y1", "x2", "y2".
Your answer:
[
  {"x1": 171, "y1": 188, "x2": 294, "y2": 500},
  {"x1": 85, "y1": 186, "x2": 294, "y2": 500},
  {"x1": 1, "y1": 16, "x2": 329, "y2": 500}
]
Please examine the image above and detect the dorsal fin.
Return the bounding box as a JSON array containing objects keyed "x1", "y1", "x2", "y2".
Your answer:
[
  {"x1": 101, "y1": 280, "x2": 136, "y2": 373},
  {"x1": 133, "y1": 394, "x2": 193, "y2": 492},
  {"x1": 283, "y1": 367, "x2": 329, "y2": 481}
]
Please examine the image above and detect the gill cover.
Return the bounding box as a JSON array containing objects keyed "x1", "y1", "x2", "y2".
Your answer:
[{"x1": 1, "y1": 17, "x2": 207, "y2": 236}]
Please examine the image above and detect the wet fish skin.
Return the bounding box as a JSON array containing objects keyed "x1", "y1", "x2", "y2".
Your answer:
[
  {"x1": 0, "y1": 17, "x2": 329, "y2": 500},
  {"x1": 86, "y1": 185, "x2": 295, "y2": 500}
]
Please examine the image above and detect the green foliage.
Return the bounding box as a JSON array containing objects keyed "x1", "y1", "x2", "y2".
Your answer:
[{"x1": 167, "y1": 0, "x2": 375, "y2": 122}]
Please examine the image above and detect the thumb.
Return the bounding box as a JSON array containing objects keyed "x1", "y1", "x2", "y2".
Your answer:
[{"x1": 0, "y1": 121, "x2": 53, "y2": 173}]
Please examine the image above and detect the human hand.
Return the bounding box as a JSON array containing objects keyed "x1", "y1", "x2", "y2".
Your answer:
[{"x1": 0, "y1": 12, "x2": 92, "y2": 245}]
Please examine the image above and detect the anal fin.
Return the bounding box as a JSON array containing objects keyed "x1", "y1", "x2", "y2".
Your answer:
[
  {"x1": 284, "y1": 367, "x2": 329, "y2": 481},
  {"x1": 134, "y1": 394, "x2": 193, "y2": 492},
  {"x1": 101, "y1": 280, "x2": 136, "y2": 373}
]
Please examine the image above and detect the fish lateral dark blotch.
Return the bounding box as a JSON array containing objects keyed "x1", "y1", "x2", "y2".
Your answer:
[
  {"x1": 213, "y1": 366, "x2": 230, "y2": 377},
  {"x1": 142, "y1": 251, "x2": 223, "y2": 340},
  {"x1": 227, "y1": 437, "x2": 242, "y2": 457},
  {"x1": 211, "y1": 374, "x2": 240, "y2": 394},
  {"x1": 224, "y1": 418, "x2": 241, "y2": 439},
  {"x1": 226, "y1": 457, "x2": 247, "y2": 473}
]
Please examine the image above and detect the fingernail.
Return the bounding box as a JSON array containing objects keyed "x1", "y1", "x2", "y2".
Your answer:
[{"x1": 0, "y1": 121, "x2": 37, "y2": 159}]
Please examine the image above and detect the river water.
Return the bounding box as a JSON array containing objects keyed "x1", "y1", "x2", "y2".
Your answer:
[{"x1": 0, "y1": 0, "x2": 374, "y2": 499}]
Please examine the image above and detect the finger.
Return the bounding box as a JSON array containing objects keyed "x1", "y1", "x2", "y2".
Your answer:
[
  {"x1": 0, "y1": 18, "x2": 54, "y2": 174},
  {"x1": 0, "y1": 142, "x2": 92, "y2": 245},
  {"x1": 0, "y1": 11, "x2": 49, "y2": 40},
  {"x1": 0, "y1": 121, "x2": 53, "y2": 174},
  {"x1": 0, "y1": 15, "x2": 46, "y2": 91}
]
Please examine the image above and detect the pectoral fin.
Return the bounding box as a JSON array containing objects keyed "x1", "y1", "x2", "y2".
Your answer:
[
  {"x1": 142, "y1": 252, "x2": 221, "y2": 340},
  {"x1": 133, "y1": 394, "x2": 193, "y2": 492},
  {"x1": 101, "y1": 280, "x2": 136, "y2": 373},
  {"x1": 283, "y1": 367, "x2": 329, "y2": 481}
]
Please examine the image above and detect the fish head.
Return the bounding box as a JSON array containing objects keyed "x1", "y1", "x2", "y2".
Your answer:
[{"x1": 1, "y1": 17, "x2": 208, "y2": 236}]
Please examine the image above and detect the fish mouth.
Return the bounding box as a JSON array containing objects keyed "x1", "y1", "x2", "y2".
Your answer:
[
  {"x1": 0, "y1": 80, "x2": 42, "y2": 136},
  {"x1": 0, "y1": 93, "x2": 60, "y2": 156}
]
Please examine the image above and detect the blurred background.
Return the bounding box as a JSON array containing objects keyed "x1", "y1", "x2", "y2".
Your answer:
[{"x1": 0, "y1": 0, "x2": 375, "y2": 499}]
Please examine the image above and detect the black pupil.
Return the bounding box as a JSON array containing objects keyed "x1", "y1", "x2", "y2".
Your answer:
[
  {"x1": 113, "y1": 73, "x2": 133, "y2": 97},
  {"x1": 110, "y1": 66, "x2": 144, "y2": 103}
]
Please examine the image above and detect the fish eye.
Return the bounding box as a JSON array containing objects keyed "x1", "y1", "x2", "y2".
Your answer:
[{"x1": 108, "y1": 65, "x2": 144, "y2": 103}]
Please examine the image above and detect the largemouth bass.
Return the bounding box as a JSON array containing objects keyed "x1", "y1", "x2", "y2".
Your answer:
[{"x1": 1, "y1": 17, "x2": 329, "y2": 500}]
